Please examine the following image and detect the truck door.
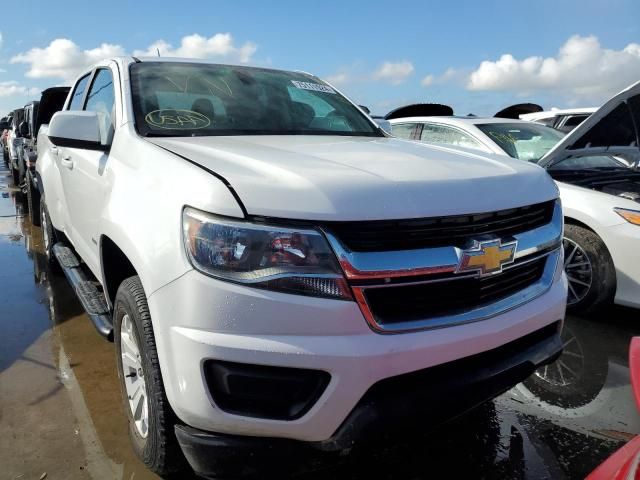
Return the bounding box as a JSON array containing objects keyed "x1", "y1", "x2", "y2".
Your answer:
[{"x1": 57, "y1": 68, "x2": 114, "y2": 273}]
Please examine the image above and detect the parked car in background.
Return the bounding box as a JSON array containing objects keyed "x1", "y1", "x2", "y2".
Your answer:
[
  {"x1": 0, "y1": 115, "x2": 11, "y2": 165},
  {"x1": 520, "y1": 107, "x2": 597, "y2": 133},
  {"x1": 389, "y1": 81, "x2": 640, "y2": 313},
  {"x1": 36, "y1": 57, "x2": 566, "y2": 478},
  {"x1": 21, "y1": 87, "x2": 70, "y2": 226},
  {"x1": 8, "y1": 107, "x2": 25, "y2": 185},
  {"x1": 20, "y1": 101, "x2": 39, "y2": 192}
]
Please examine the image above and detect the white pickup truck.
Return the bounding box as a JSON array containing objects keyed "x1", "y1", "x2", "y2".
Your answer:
[{"x1": 36, "y1": 57, "x2": 567, "y2": 478}]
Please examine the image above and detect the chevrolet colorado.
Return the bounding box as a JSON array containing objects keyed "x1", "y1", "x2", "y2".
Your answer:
[{"x1": 36, "y1": 57, "x2": 567, "y2": 478}]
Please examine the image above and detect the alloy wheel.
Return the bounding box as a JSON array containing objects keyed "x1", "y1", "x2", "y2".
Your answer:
[
  {"x1": 563, "y1": 237, "x2": 592, "y2": 305},
  {"x1": 120, "y1": 314, "x2": 149, "y2": 438}
]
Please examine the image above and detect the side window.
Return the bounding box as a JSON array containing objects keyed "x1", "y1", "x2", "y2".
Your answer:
[
  {"x1": 391, "y1": 123, "x2": 417, "y2": 139},
  {"x1": 563, "y1": 115, "x2": 588, "y2": 128},
  {"x1": 68, "y1": 75, "x2": 91, "y2": 110},
  {"x1": 536, "y1": 117, "x2": 556, "y2": 127},
  {"x1": 419, "y1": 124, "x2": 483, "y2": 150},
  {"x1": 84, "y1": 69, "x2": 116, "y2": 143}
]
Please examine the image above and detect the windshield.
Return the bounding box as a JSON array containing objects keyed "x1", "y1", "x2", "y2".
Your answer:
[
  {"x1": 477, "y1": 122, "x2": 565, "y2": 162},
  {"x1": 130, "y1": 62, "x2": 381, "y2": 137}
]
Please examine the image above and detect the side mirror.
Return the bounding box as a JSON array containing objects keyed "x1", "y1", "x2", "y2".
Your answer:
[
  {"x1": 48, "y1": 111, "x2": 108, "y2": 151},
  {"x1": 19, "y1": 121, "x2": 29, "y2": 138}
]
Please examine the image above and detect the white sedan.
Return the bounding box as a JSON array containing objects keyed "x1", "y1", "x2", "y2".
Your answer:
[{"x1": 389, "y1": 83, "x2": 640, "y2": 313}]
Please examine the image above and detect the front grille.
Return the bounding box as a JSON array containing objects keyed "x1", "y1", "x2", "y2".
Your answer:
[
  {"x1": 326, "y1": 200, "x2": 555, "y2": 252},
  {"x1": 363, "y1": 256, "x2": 547, "y2": 325}
]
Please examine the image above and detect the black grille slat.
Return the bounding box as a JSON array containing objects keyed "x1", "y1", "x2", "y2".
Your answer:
[
  {"x1": 364, "y1": 257, "x2": 547, "y2": 325},
  {"x1": 328, "y1": 201, "x2": 555, "y2": 252}
]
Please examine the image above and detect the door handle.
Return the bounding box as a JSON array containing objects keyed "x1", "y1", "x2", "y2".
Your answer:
[
  {"x1": 50, "y1": 146, "x2": 58, "y2": 156},
  {"x1": 61, "y1": 154, "x2": 74, "y2": 170}
]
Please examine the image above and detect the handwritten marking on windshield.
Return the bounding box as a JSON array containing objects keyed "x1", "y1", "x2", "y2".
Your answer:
[{"x1": 144, "y1": 109, "x2": 211, "y2": 129}]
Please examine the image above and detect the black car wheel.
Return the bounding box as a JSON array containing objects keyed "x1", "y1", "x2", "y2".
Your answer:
[
  {"x1": 26, "y1": 171, "x2": 41, "y2": 226},
  {"x1": 11, "y1": 165, "x2": 19, "y2": 186},
  {"x1": 114, "y1": 276, "x2": 187, "y2": 476},
  {"x1": 563, "y1": 224, "x2": 616, "y2": 313},
  {"x1": 40, "y1": 196, "x2": 61, "y2": 273}
]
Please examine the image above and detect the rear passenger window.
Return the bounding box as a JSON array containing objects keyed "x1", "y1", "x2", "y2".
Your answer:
[
  {"x1": 391, "y1": 123, "x2": 417, "y2": 139},
  {"x1": 420, "y1": 124, "x2": 483, "y2": 150},
  {"x1": 68, "y1": 75, "x2": 91, "y2": 110},
  {"x1": 85, "y1": 69, "x2": 116, "y2": 142}
]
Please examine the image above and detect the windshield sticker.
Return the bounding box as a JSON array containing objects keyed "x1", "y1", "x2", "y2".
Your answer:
[
  {"x1": 144, "y1": 109, "x2": 211, "y2": 129},
  {"x1": 291, "y1": 80, "x2": 336, "y2": 94}
]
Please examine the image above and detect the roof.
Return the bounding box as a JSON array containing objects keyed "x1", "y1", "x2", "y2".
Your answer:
[
  {"x1": 387, "y1": 116, "x2": 536, "y2": 127},
  {"x1": 131, "y1": 56, "x2": 312, "y2": 75},
  {"x1": 520, "y1": 107, "x2": 597, "y2": 121}
]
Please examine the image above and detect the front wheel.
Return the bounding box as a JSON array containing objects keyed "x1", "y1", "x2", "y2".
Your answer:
[
  {"x1": 26, "y1": 172, "x2": 41, "y2": 227},
  {"x1": 40, "y1": 196, "x2": 61, "y2": 274},
  {"x1": 563, "y1": 224, "x2": 616, "y2": 313},
  {"x1": 11, "y1": 165, "x2": 19, "y2": 186},
  {"x1": 114, "y1": 276, "x2": 187, "y2": 476}
]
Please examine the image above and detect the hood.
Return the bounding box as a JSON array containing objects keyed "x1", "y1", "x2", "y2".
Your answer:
[
  {"x1": 148, "y1": 135, "x2": 558, "y2": 221},
  {"x1": 540, "y1": 80, "x2": 640, "y2": 168}
]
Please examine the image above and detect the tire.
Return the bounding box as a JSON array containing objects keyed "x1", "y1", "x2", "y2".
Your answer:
[
  {"x1": 114, "y1": 276, "x2": 187, "y2": 476},
  {"x1": 11, "y1": 165, "x2": 19, "y2": 186},
  {"x1": 563, "y1": 224, "x2": 616, "y2": 314},
  {"x1": 40, "y1": 196, "x2": 62, "y2": 273},
  {"x1": 26, "y1": 172, "x2": 41, "y2": 227}
]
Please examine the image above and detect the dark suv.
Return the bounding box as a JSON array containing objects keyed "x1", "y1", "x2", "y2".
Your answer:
[
  {"x1": 21, "y1": 86, "x2": 70, "y2": 225},
  {"x1": 8, "y1": 108, "x2": 25, "y2": 184}
]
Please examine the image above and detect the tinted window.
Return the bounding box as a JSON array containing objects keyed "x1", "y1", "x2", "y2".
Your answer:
[
  {"x1": 12, "y1": 109, "x2": 24, "y2": 127},
  {"x1": 570, "y1": 102, "x2": 635, "y2": 149},
  {"x1": 627, "y1": 94, "x2": 640, "y2": 147},
  {"x1": 477, "y1": 123, "x2": 565, "y2": 161},
  {"x1": 84, "y1": 69, "x2": 115, "y2": 142},
  {"x1": 535, "y1": 117, "x2": 556, "y2": 127},
  {"x1": 391, "y1": 123, "x2": 417, "y2": 139},
  {"x1": 37, "y1": 88, "x2": 71, "y2": 131},
  {"x1": 563, "y1": 115, "x2": 589, "y2": 127},
  {"x1": 68, "y1": 75, "x2": 90, "y2": 110},
  {"x1": 419, "y1": 124, "x2": 483, "y2": 150},
  {"x1": 130, "y1": 62, "x2": 380, "y2": 137}
]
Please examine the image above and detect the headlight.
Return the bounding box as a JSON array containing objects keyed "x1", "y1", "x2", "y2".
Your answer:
[
  {"x1": 614, "y1": 207, "x2": 640, "y2": 226},
  {"x1": 183, "y1": 207, "x2": 352, "y2": 300}
]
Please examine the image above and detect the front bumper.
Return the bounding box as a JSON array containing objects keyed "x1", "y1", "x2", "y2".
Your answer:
[
  {"x1": 147, "y1": 257, "x2": 567, "y2": 443},
  {"x1": 174, "y1": 318, "x2": 563, "y2": 478},
  {"x1": 602, "y1": 221, "x2": 640, "y2": 308}
]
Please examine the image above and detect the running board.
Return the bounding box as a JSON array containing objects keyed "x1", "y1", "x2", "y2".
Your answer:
[{"x1": 52, "y1": 243, "x2": 113, "y2": 341}]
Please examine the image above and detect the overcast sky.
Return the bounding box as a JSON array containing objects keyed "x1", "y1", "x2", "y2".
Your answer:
[{"x1": 1, "y1": 0, "x2": 639, "y2": 116}]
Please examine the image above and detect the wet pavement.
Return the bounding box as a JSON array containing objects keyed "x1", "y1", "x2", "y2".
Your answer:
[{"x1": 0, "y1": 159, "x2": 638, "y2": 480}]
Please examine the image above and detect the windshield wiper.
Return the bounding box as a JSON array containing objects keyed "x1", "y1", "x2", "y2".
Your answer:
[{"x1": 569, "y1": 170, "x2": 640, "y2": 185}]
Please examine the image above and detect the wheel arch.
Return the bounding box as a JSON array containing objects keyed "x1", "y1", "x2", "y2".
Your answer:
[
  {"x1": 563, "y1": 215, "x2": 617, "y2": 261},
  {"x1": 564, "y1": 215, "x2": 596, "y2": 232},
  {"x1": 100, "y1": 235, "x2": 139, "y2": 309}
]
